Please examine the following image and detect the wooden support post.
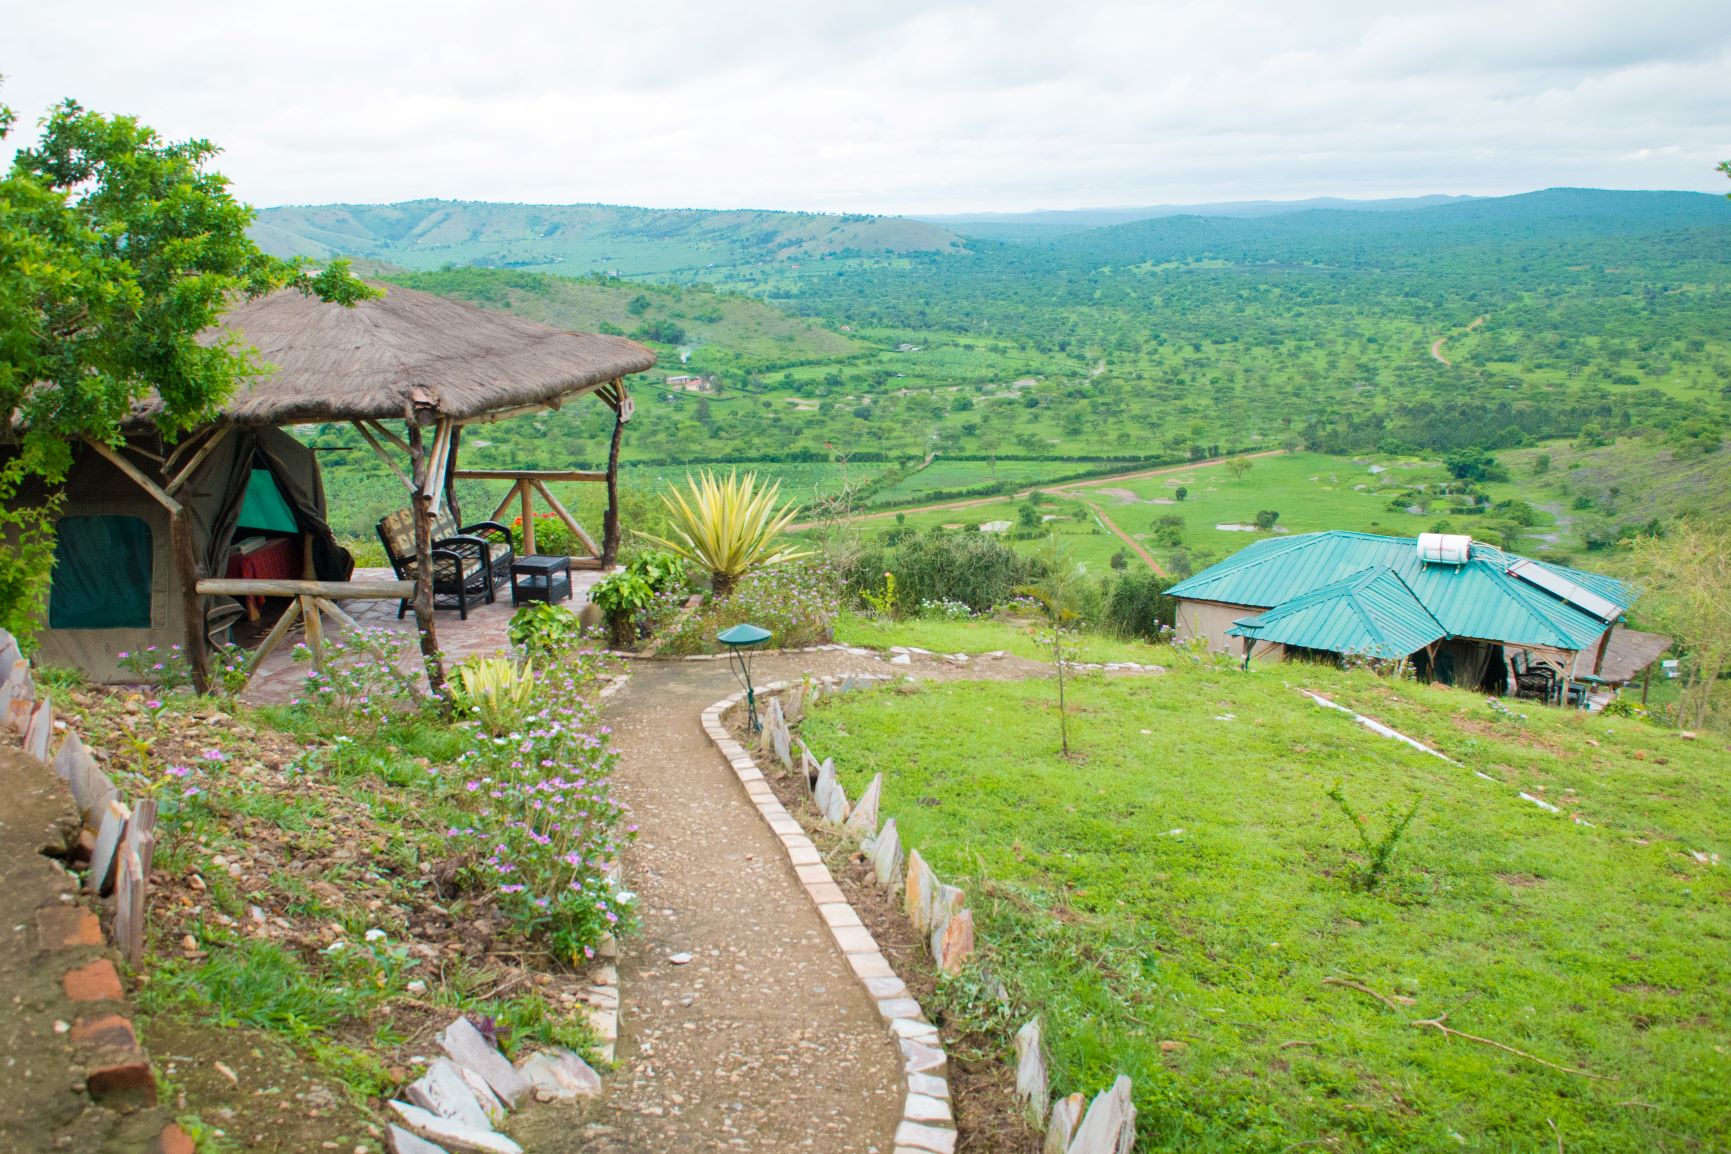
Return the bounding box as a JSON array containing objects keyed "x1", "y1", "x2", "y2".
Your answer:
[
  {"x1": 170, "y1": 510, "x2": 213, "y2": 694},
  {"x1": 533, "y1": 481, "x2": 598, "y2": 558},
  {"x1": 406, "y1": 414, "x2": 447, "y2": 701},
  {"x1": 1592, "y1": 626, "x2": 1613, "y2": 677},
  {"x1": 444, "y1": 425, "x2": 464, "y2": 526},
  {"x1": 603, "y1": 381, "x2": 626, "y2": 566},
  {"x1": 246, "y1": 595, "x2": 303, "y2": 676},
  {"x1": 300, "y1": 594, "x2": 324, "y2": 668},
  {"x1": 519, "y1": 479, "x2": 537, "y2": 556}
]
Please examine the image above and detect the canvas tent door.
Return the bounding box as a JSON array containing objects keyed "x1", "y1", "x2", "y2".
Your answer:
[{"x1": 35, "y1": 426, "x2": 352, "y2": 682}]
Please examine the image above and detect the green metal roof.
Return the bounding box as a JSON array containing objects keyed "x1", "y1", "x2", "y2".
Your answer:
[
  {"x1": 1167, "y1": 531, "x2": 1627, "y2": 653},
  {"x1": 1226, "y1": 566, "x2": 1446, "y2": 658}
]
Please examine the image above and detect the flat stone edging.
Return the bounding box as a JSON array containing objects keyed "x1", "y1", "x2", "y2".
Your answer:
[{"x1": 699, "y1": 681, "x2": 957, "y2": 1154}]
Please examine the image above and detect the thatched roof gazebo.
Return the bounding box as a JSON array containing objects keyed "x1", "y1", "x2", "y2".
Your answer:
[{"x1": 43, "y1": 283, "x2": 654, "y2": 694}]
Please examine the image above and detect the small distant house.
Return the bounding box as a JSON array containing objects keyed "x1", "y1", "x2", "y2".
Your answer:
[{"x1": 1165, "y1": 531, "x2": 1668, "y2": 700}]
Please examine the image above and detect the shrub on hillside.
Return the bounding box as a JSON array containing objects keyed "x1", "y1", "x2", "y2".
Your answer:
[
  {"x1": 1101, "y1": 571, "x2": 1178, "y2": 642},
  {"x1": 854, "y1": 528, "x2": 1041, "y2": 614},
  {"x1": 657, "y1": 560, "x2": 840, "y2": 655}
]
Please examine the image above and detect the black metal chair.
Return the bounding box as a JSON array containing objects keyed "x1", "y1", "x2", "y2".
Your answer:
[{"x1": 376, "y1": 509, "x2": 516, "y2": 620}]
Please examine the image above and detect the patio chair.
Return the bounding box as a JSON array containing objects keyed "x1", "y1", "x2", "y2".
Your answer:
[
  {"x1": 376, "y1": 508, "x2": 516, "y2": 620},
  {"x1": 1510, "y1": 651, "x2": 1559, "y2": 704}
]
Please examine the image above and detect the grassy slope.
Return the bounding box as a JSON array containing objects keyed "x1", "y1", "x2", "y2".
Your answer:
[
  {"x1": 800, "y1": 656, "x2": 1729, "y2": 1151},
  {"x1": 384, "y1": 268, "x2": 861, "y2": 362},
  {"x1": 834, "y1": 611, "x2": 1168, "y2": 665},
  {"x1": 1485, "y1": 438, "x2": 1731, "y2": 552}
]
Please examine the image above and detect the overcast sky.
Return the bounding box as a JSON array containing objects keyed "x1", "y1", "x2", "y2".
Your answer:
[{"x1": 4, "y1": 0, "x2": 1729, "y2": 214}]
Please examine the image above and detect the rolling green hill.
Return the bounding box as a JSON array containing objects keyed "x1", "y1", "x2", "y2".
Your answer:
[
  {"x1": 251, "y1": 199, "x2": 964, "y2": 279},
  {"x1": 381, "y1": 267, "x2": 862, "y2": 363}
]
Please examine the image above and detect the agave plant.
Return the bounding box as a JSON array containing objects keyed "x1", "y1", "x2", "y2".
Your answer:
[
  {"x1": 637, "y1": 470, "x2": 810, "y2": 596},
  {"x1": 454, "y1": 655, "x2": 537, "y2": 734}
]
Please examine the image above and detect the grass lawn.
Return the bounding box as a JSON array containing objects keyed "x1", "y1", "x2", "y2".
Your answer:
[
  {"x1": 799, "y1": 662, "x2": 1730, "y2": 1151},
  {"x1": 833, "y1": 611, "x2": 1169, "y2": 665}
]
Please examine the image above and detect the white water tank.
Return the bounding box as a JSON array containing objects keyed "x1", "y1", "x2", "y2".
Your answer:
[{"x1": 1416, "y1": 533, "x2": 1473, "y2": 565}]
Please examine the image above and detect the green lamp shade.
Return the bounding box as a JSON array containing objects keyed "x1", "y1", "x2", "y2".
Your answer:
[{"x1": 717, "y1": 623, "x2": 772, "y2": 647}]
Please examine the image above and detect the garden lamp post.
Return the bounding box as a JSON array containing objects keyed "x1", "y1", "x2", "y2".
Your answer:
[{"x1": 718, "y1": 623, "x2": 772, "y2": 732}]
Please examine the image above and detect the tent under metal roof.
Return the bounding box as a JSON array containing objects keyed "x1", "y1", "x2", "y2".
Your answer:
[
  {"x1": 1227, "y1": 565, "x2": 1447, "y2": 659},
  {"x1": 1167, "y1": 531, "x2": 1629, "y2": 652}
]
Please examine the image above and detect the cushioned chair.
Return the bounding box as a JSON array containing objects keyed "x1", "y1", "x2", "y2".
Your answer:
[{"x1": 376, "y1": 509, "x2": 515, "y2": 620}]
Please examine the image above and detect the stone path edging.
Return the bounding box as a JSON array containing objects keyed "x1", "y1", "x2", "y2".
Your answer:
[{"x1": 698, "y1": 681, "x2": 958, "y2": 1154}]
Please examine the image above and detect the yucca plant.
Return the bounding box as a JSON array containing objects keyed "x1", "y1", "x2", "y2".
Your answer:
[
  {"x1": 636, "y1": 470, "x2": 809, "y2": 596},
  {"x1": 454, "y1": 655, "x2": 538, "y2": 734}
]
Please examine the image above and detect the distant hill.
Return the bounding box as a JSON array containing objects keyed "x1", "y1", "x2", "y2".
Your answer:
[
  {"x1": 919, "y1": 194, "x2": 1477, "y2": 239},
  {"x1": 251, "y1": 200, "x2": 965, "y2": 278},
  {"x1": 378, "y1": 266, "x2": 861, "y2": 363},
  {"x1": 1038, "y1": 188, "x2": 1731, "y2": 273}
]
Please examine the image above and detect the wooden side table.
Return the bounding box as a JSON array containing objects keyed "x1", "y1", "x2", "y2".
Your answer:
[{"x1": 510, "y1": 555, "x2": 572, "y2": 607}]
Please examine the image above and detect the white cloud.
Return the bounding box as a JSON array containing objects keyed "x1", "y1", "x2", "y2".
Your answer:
[{"x1": 3, "y1": 0, "x2": 1728, "y2": 213}]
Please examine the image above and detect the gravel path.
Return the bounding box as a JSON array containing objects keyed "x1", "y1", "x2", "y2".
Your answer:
[{"x1": 550, "y1": 651, "x2": 908, "y2": 1154}]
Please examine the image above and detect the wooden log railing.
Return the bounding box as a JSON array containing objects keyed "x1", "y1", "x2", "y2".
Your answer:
[
  {"x1": 453, "y1": 469, "x2": 605, "y2": 561},
  {"x1": 196, "y1": 578, "x2": 414, "y2": 687}
]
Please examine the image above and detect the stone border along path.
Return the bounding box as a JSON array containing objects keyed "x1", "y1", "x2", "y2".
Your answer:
[
  {"x1": 701, "y1": 679, "x2": 960, "y2": 1154},
  {"x1": 740, "y1": 678, "x2": 1144, "y2": 1154}
]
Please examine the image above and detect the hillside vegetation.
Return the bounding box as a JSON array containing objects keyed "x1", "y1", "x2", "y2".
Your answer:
[
  {"x1": 252, "y1": 199, "x2": 963, "y2": 278},
  {"x1": 803, "y1": 652, "x2": 1730, "y2": 1152}
]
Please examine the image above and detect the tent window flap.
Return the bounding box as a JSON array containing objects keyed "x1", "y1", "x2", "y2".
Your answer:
[
  {"x1": 49, "y1": 515, "x2": 154, "y2": 629},
  {"x1": 236, "y1": 468, "x2": 299, "y2": 534}
]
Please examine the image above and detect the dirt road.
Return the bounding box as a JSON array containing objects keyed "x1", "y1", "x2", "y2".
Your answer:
[{"x1": 1430, "y1": 315, "x2": 1487, "y2": 366}]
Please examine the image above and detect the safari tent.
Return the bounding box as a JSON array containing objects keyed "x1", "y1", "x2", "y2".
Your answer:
[
  {"x1": 10, "y1": 283, "x2": 655, "y2": 689},
  {"x1": 18, "y1": 426, "x2": 350, "y2": 682}
]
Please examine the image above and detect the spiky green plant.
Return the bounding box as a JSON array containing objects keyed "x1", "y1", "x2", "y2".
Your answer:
[
  {"x1": 453, "y1": 655, "x2": 537, "y2": 734},
  {"x1": 636, "y1": 470, "x2": 810, "y2": 596}
]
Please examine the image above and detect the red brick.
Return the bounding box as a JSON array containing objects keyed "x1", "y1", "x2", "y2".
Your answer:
[
  {"x1": 85, "y1": 1058, "x2": 156, "y2": 1107},
  {"x1": 70, "y1": 1013, "x2": 137, "y2": 1050},
  {"x1": 154, "y1": 1122, "x2": 195, "y2": 1154},
  {"x1": 62, "y1": 958, "x2": 123, "y2": 1002},
  {"x1": 36, "y1": 905, "x2": 103, "y2": 949}
]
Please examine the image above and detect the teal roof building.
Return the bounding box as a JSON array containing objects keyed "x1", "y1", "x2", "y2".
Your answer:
[{"x1": 1165, "y1": 531, "x2": 1633, "y2": 684}]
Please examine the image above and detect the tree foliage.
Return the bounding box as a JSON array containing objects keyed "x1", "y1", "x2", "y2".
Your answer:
[
  {"x1": 0, "y1": 97, "x2": 373, "y2": 482},
  {"x1": 1623, "y1": 520, "x2": 1731, "y2": 730},
  {"x1": 0, "y1": 95, "x2": 373, "y2": 644}
]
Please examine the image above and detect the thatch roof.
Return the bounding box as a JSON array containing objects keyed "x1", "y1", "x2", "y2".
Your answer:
[
  {"x1": 191, "y1": 283, "x2": 655, "y2": 424},
  {"x1": 1570, "y1": 626, "x2": 1672, "y2": 683}
]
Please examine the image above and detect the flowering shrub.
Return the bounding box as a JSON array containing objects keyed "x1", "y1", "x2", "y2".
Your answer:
[
  {"x1": 446, "y1": 649, "x2": 635, "y2": 963},
  {"x1": 917, "y1": 598, "x2": 974, "y2": 621},
  {"x1": 289, "y1": 627, "x2": 424, "y2": 733},
  {"x1": 118, "y1": 644, "x2": 193, "y2": 691},
  {"x1": 656, "y1": 559, "x2": 840, "y2": 656}
]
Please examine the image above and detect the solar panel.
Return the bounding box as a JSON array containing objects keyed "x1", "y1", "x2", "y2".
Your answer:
[{"x1": 1505, "y1": 559, "x2": 1623, "y2": 622}]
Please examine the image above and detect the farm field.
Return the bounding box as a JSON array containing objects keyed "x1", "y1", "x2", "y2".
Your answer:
[
  {"x1": 800, "y1": 659, "x2": 1731, "y2": 1152},
  {"x1": 836, "y1": 451, "x2": 1495, "y2": 579}
]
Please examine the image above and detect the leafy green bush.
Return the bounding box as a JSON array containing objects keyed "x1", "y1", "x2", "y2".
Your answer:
[
  {"x1": 1101, "y1": 571, "x2": 1178, "y2": 641},
  {"x1": 507, "y1": 602, "x2": 587, "y2": 660},
  {"x1": 657, "y1": 560, "x2": 840, "y2": 655},
  {"x1": 855, "y1": 528, "x2": 1039, "y2": 614}
]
